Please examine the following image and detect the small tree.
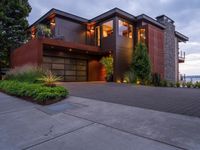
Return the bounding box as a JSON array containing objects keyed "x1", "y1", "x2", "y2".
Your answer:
[
  {"x1": 100, "y1": 56, "x2": 113, "y2": 81},
  {"x1": 131, "y1": 43, "x2": 151, "y2": 84}
]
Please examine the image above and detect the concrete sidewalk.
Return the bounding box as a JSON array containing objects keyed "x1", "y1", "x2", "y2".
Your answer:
[{"x1": 0, "y1": 93, "x2": 200, "y2": 150}]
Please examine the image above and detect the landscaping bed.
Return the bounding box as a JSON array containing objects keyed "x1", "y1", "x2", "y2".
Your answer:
[{"x1": 0, "y1": 80, "x2": 68, "y2": 105}]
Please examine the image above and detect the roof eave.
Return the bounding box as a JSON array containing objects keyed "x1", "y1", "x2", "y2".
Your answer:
[
  {"x1": 175, "y1": 31, "x2": 189, "y2": 42},
  {"x1": 137, "y1": 14, "x2": 166, "y2": 29},
  {"x1": 28, "y1": 8, "x2": 88, "y2": 30}
]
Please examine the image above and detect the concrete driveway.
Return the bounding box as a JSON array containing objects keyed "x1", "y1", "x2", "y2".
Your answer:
[
  {"x1": 1, "y1": 92, "x2": 200, "y2": 150},
  {"x1": 62, "y1": 82, "x2": 200, "y2": 118}
]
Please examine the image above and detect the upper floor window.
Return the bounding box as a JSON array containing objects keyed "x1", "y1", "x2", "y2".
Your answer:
[
  {"x1": 138, "y1": 28, "x2": 146, "y2": 43},
  {"x1": 95, "y1": 26, "x2": 100, "y2": 46},
  {"x1": 102, "y1": 20, "x2": 113, "y2": 38},
  {"x1": 118, "y1": 20, "x2": 133, "y2": 38}
]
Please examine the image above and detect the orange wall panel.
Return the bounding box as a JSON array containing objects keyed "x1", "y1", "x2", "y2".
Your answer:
[{"x1": 147, "y1": 24, "x2": 164, "y2": 79}]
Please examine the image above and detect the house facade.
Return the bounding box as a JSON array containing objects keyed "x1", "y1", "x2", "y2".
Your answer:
[{"x1": 11, "y1": 8, "x2": 188, "y2": 82}]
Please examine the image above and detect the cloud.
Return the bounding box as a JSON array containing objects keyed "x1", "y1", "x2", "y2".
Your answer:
[{"x1": 28, "y1": 0, "x2": 200, "y2": 75}]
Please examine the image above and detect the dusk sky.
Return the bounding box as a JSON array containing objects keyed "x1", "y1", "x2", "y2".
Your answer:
[{"x1": 28, "y1": 0, "x2": 200, "y2": 75}]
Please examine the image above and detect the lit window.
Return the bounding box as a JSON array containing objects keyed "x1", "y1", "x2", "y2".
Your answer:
[
  {"x1": 95, "y1": 26, "x2": 100, "y2": 46},
  {"x1": 138, "y1": 28, "x2": 146, "y2": 43},
  {"x1": 102, "y1": 20, "x2": 113, "y2": 37},
  {"x1": 118, "y1": 20, "x2": 133, "y2": 38}
]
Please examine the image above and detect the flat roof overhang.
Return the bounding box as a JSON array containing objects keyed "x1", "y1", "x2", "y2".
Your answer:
[
  {"x1": 41, "y1": 38, "x2": 108, "y2": 55},
  {"x1": 175, "y1": 31, "x2": 189, "y2": 42}
]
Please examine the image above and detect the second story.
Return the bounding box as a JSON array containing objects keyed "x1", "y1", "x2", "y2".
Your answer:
[{"x1": 29, "y1": 8, "x2": 188, "y2": 55}]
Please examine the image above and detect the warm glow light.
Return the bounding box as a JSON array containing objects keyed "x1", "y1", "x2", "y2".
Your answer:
[
  {"x1": 117, "y1": 80, "x2": 121, "y2": 83},
  {"x1": 69, "y1": 48, "x2": 72, "y2": 52},
  {"x1": 136, "y1": 80, "x2": 140, "y2": 85},
  {"x1": 123, "y1": 80, "x2": 127, "y2": 83}
]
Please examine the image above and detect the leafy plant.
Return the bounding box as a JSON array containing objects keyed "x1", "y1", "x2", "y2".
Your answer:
[
  {"x1": 195, "y1": 82, "x2": 200, "y2": 88},
  {"x1": 182, "y1": 82, "x2": 186, "y2": 88},
  {"x1": 100, "y1": 56, "x2": 113, "y2": 82},
  {"x1": 160, "y1": 80, "x2": 168, "y2": 87},
  {"x1": 36, "y1": 24, "x2": 52, "y2": 38},
  {"x1": 169, "y1": 82, "x2": 175, "y2": 87},
  {"x1": 0, "y1": 80, "x2": 68, "y2": 103},
  {"x1": 4, "y1": 65, "x2": 44, "y2": 83},
  {"x1": 38, "y1": 71, "x2": 62, "y2": 87},
  {"x1": 131, "y1": 43, "x2": 151, "y2": 85},
  {"x1": 186, "y1": 82, "x2": 193, "y2": 88},
  {"x1": 123, "y1": 70, "x2": 136, "y2": 83},
  {"x1": 176, "y1": 82, "x2": 180, "y2": 88}
]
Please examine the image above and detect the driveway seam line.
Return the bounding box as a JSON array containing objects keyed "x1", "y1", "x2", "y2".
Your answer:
[
  {"x1": 22, "y1": 122, "x2": 95, "y2": 150},
  {"x1": 65, "y1": 112, "x2": 187, "y2": 150}
]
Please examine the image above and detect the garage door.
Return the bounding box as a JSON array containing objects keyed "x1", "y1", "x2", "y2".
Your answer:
[{"x1": 42, "y1": 56, "x2": 87, "y2": 81}]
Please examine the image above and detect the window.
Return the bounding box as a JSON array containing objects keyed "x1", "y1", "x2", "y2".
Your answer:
[
  {"x1": 95, "y1": 26, "x2": 100, "y2": 46},
  {"x1": 102, "y1": 20, "x2": 113, "y2": 37},
  {"x1": 118, "y1": 20, "x2": 133, "y2": 38},
  {"x1": 138, "y1": 28, "x2": 146, "y2": 43}
]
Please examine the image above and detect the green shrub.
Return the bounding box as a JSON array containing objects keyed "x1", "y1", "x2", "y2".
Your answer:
[
  {"x1": 182, "y1": 82, "x2": 186, "y2": 88},
  {"x1": 197, "y1": 82, "x2": 200, "y2": 88},
  {"x1": 160, "y1": 80, "x2": 168, "y2": 87},
  {"x1": 152, "y1": 73, "x2": 161, "y2": 86},
  {"x1": 186, "y1": 82, "x2": 193, "y2": 88},
  {"x1": 0, "y1": 80, "x2": 68, "y2": 102},
  {"x1": 123, "y1": 70, "x2": 136, "y2": 83},
  {"x1": 176, "y1": 82, "x2": 180, "y2": 88},
  {"x1": 4, "y1": 65, "x2": 44, "y2": 83},
  {"x1": 194, "y1": 82, "x2": 200, "y2": 88},
  {"x1": 169, "y1": 82, "x2": 175, "y2": 87}
]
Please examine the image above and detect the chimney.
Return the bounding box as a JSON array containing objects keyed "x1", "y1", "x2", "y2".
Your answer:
[{"x1": 156, "y1": 15, "x2": 174, "y2": 25}]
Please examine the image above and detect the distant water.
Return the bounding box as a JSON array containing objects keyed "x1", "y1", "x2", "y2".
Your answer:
[{"x1": 185, "y1": 77, "x2": 200, "y2": 83}]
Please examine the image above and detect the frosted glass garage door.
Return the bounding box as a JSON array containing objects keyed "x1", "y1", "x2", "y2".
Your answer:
[{"x1": 43, "y1": 56, "x2": 87, "y2": 81}]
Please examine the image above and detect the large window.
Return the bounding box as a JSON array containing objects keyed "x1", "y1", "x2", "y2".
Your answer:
[
  {"x1": 102, "y1": 20, "x2": 113, "y2": 38},
  {"x1": 138, "y1": 28, "x2": 146, "y2": 43},
  {"x1": 95, "y1": 26, "x2": 100, "y2": 46},
  {"x1": 118, "y1": 20, "x2": 133, "y2": 38}
]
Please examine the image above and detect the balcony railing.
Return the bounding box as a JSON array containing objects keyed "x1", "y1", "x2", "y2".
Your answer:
[{"x1": 178, "y1": 51, "x2": 185, "y2": 63}]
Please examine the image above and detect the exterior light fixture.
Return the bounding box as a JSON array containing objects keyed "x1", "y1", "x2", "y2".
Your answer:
[
  {"x1": 123, "y1": 80, "x2": 127, "y2": 83},
  {"x1": 117, "y1": 80, "x2": 121, "y2": 83},
  {"x1": 69, "y1": 48, "x2": 72, "y2": 52},
  {"x1": 50, "y1": 19, "x2": 55, "y2": 26}
]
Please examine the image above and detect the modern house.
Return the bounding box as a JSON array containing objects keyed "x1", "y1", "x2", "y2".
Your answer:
[{"x1": 11, "y1": 8, "x2": 188, "y2": 82}]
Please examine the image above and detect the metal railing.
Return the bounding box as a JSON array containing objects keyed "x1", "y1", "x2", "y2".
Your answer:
[{"x1": 178, "y1": 51, "x2": 185, "y2": 63}]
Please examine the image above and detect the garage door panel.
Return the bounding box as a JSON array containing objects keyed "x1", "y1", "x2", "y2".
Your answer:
[
  {"x1": 65, "y1": 76, "x2": 76, "y2": 81},
  {"x1": 77, "y1": 76, "x2": 87, "y2": 81},
  {"x1": 52, "y1": 64, "x2": 65, "y2": 70},
  {"x1": 52, "y1": 70, "x2": 65, "y2": 76},
  {"x1": 77, "y1": 65, "x2": 86, "y2": 71},
  {"x1": 65, "y1": 71, "x2": 76, "y2": 76},
  {"x1": 43, "y1": 56, "x2": 87, "y2": 82},
  {"x1": 65, "y1": 65, "x2": 76, "y2": 70}
]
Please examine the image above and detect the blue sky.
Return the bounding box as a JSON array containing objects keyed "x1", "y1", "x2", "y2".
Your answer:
[{"x1": 28, "y1": 0, "x2": 200, "y2": 75}]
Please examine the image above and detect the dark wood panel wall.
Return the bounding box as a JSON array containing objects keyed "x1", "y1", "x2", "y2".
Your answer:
[
  {"x1": 114, "y1": 17, "x2": 134, "y2": 82},
  {"x1": 55, "y1": 17, "x2": 86, "y2": 44}
]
